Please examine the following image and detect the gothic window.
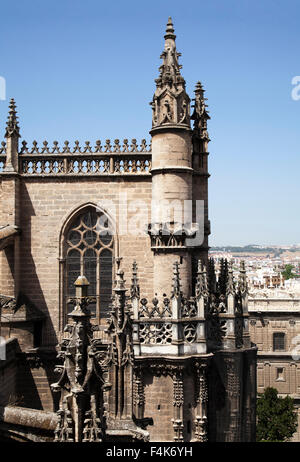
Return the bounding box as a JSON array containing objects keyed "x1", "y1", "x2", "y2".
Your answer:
[
  {"x1": 273, "y1": 332, "x2": 285, "y2": 351},
  {"x1": 65, "y1": 207, "x2": 114, "y2": 323}
]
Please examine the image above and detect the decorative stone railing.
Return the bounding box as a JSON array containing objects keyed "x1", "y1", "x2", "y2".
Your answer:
[
  {"x1": 0, "y1": 139, "x2": 152, "y2": 175},
  {"x1": 129, "y1": 258, "x2": 251, "y2": 356},
  {"x1": 133, "y1": 295, "x2": 201, "y2": 351},
  {"x1": 129, "y1": 259, "x2": 208, "y2": 357}
]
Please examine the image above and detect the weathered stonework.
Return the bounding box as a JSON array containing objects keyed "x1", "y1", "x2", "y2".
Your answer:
[{"x1": 0, "y1": 18, "x2": 257, "y2": 442}]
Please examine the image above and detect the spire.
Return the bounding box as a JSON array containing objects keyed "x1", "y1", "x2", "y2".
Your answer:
[
  {"x1": 171, "y1": 261, "x2": 181, "y2": 297},
  {"x1": 164, "y1": 17, "x2": 176, "y2": 40},
  {"x1": 195, "y1": 260, "x2": 203, "y2": 298},
  {"x1": 150, "y1": 18, "x2": 190, "y2": 129},
  {"x1": 191, "y1": 82, "x2": 210, "y2": 139},
  {"x1": 51, "y1": 275, "x2": 105, "y2": 442},
  {"x1": 195, "y1": 260, "x2": 209, "y2": 299},
  {"x1": 5, "y1": 98, "x2": 20, "y2": 138},
  {"x1": 208, "y1": 258, "x2": 216, "y2": 294},
  {"x1": 238, "y1": 260, "x2": 248, "y2": 295},
  {"x1": 218, "y1": 258, "x2": 228, "y2": 296},
  {"x1": 155, "y1": 17, "x2": 185, "y2": 91},
  {"x1": 202, "y1": 264, "x2": 208, "y2": 292},
  {"x1": 226, "y1": 260, "x2": 235, "y2": 296}
]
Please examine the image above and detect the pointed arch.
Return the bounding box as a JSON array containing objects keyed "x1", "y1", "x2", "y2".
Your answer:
[{"x1": 59, "y1": 202, "x2": 118, "y2": 329}]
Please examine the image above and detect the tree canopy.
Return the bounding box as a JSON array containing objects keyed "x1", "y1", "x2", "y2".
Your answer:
[
  {"x1": 257, "y1": 387, "x2": 298, "y2": 442},
  {"x1": 281, "y1": 264, "x2": 298, "y2": 280}
]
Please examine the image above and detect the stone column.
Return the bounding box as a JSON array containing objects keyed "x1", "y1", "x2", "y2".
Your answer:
[
  {"x1": 171, "y1": 367, "x2": 184, "y2": 442},
  {"x1": 223, "y1": 355, "x2": 242, "y2": 442},
  {"x1": 131, "y1": 261, "x2": 141, "y2": 356},
  {"x1": 194, "y1": 361, "x2": 208, "y2": 442},
  {"x1": 150, "y1": 130, "x2": 193, "y2": 297},
  {"x1": 133, "y1": 367, "x2": 145, "y2": 420}
]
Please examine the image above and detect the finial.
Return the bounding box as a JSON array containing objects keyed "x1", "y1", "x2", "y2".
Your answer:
[
  {"x1": 195, "y1": 260, "x2": 203, "y2": 297},
  {"x1": 191, "y1": 81, "x2": 210, "y2": 136},
  {"x1": 114, "y1": 257, "x2": 125, "y2": 291},
  {"x1": 130, "y1": 260, "x2": 140, "y2": 299},
  {"x1": 194, "y1": 81, "x2": 204, "y2": 93},
  {"x1": 150, "y1": 17, "x2": 190, "y2": 129},
  {"x1": 218, "y1": 258, "x2": 229, "y2": 296},
  {"x1": 154, "y1": 17, "x2": 185, "y2": 91},
  {"x1": 199, "y1": 263, "x2": 209, "y2": 298},
  {"x1": 68, "y1": 275, "x2": 92, "y2": 317},
  {"x1": 5, "y1": 98, "x2": 20, "y2": 138},
  {"x1": 238, "y1": 260, "x2": 248, "y2": 294},
  {"x1": 115, "y1": 257, "x2": 122, "y2": 272},
  {"x1": 164, "y1": 17, "x2": 176, "y2": 39},
  {"x1": 226, "y1": 260, "x2": 235, "y2": 296},
  {"x1": 171, "y1": 261, "x2": 181, "y2": 297}
]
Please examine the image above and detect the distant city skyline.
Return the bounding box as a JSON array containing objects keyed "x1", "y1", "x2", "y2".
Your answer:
[{"x1": 0, "y1": 0, "x2": 299, "y2": 246}]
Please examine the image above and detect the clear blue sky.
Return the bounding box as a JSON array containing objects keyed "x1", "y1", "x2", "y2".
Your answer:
[{"x1": 1, "y1": 0, "x2": 299, "y2": 246}]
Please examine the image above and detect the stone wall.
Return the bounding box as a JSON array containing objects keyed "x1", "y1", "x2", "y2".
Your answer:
[
  {"x1": 16, "y1": 357, "x2": 57, "y2": 412},
  {"x1": 143, "y1": 372, "x2": 174, "y2": 441},
  {"x1": 17, "y1": 176, "x2": 153, "y2": 345},
  {"x1": 249, "y1": 302, "x2": 300, "y2": 442}
]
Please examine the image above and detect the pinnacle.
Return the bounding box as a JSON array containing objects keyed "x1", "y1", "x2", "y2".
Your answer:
[
  {"x1": 114, "y1": 257, "x2": 126, "y2": 291},
  {"x1": 8, "y1": 98, "x2": 15, "y2": 110},
  {"x1": 195, "y1": 81, "x2": 203, "y2": 91},
  {"x1": 5, "y1": 97, "x2": 20, "y2": 138},
  {"x1": 164, "y1": 16, "x2": 176, "y2": 39},
  {"x1": 8, "y1": 98, "x2": 18, "y2": 117},
  {"x1": 166, "y1": 17, "x2": 174, "y2": 30}
]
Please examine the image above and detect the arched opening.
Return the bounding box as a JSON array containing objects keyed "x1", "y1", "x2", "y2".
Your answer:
[{"x1": 62, "y1": 205, "x2": 114, "y2": 326}]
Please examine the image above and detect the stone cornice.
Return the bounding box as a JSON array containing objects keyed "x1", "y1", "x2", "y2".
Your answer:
[
  {"x1": 192, "y1": 171, "x2": 211, "y2": 178},
  {"x1": 0, "y1": 171, "x2": 20, "y2": 178},
  {"x1": 150, "y1": 166, "x2": 193, "y2": 175},
  {"x1": 257, "y1": 351, "x2": 298, "y2": 358},
  {"x1": 150, "y1": 125, "x2": 192, "y2": 136}
]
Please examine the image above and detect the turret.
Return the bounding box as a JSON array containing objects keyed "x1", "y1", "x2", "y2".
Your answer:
[
  {"x1": 191, "y1": 82, "x2": 211, "y2": 270},
  {"x1": 149, "y1": 18, "x2": 194, "y2": 297}
]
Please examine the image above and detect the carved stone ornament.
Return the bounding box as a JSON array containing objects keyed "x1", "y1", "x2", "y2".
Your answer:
[
  {"x1": 147, "y1": 222, "x2": 198, "y2": 249},
  {"x1": 51, "y1": 276, "x2": 108, "y2": 442},
  {"x1": 150, "y1": 18, "x2": 190, "y2": 129}
]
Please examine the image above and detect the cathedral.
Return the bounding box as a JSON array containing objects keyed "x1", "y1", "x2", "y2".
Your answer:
[{"x1": 0, "y1": 18, "x2": 257, "y2": 442}]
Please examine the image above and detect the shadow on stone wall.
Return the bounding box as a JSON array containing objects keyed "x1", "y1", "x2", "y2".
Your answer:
[{"x1": 19, "y1": 184, "x2": 57, "y2": 347}]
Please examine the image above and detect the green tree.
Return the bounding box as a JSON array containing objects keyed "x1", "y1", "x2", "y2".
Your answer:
[
  {"x1": 281, "y1": 264, "x2": 297, "y2": 280},
  {"x1": 257, "y1": 387, "x2": 298, "y2": 442}
]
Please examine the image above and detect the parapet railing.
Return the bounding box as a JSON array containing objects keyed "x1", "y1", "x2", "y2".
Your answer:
[{"x1": 0, "y1": 139, "x2": 152, "y2": 175}]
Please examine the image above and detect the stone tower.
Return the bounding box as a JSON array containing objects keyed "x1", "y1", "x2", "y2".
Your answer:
[{"x1": 149, "y1": 18, "x2": 210, "y2": 298}]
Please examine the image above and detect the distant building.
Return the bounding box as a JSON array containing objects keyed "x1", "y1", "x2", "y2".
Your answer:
[{"x1": 249, "y1": 284, "x2": 300, "y2": 441}]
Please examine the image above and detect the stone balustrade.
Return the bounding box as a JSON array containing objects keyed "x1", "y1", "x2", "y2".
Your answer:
[{"x1": 0, "y1": 139, "x2": 152, "y2": 175}]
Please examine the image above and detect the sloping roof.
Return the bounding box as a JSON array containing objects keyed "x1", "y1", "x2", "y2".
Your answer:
[
  {"x1": 0, "y1": 225, "x2": 20, "y2": 250},
  {"x1": 0, "y1": 292, "x2": 46, "y2": 323}
]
